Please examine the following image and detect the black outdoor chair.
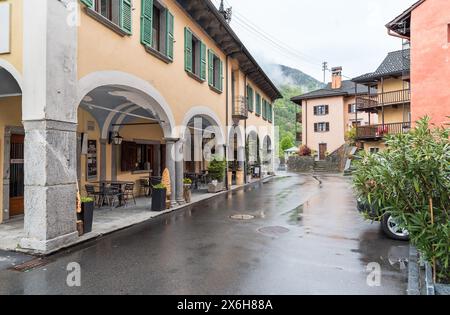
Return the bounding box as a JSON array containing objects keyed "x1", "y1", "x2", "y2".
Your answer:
[
  {"x1": 101, "y1": 185, "x2": 123, "y2": 209},
  {"x1": 85, "y1": 184, "x2": 102, "y2": 207},
  {"x1": 139, "y1": 178, "x2": 151, "y2": 197},
  {"x1": 123, "y1": 183, "x2": 136, "y2": 206}
]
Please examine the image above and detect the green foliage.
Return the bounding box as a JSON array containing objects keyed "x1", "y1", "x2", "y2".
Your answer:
[
  {"x1": 345, "y1": 127, "x2": 357, "y2": 146},
  {"x1": 153, "y1": 183, "x2": 166, "y2": 190},
  {"x1": 81, "y1": 197, "x2": 94, "y2": 203},
  {"x1": 208, "y1": 158, "x2": 227, "y2": 182},
  {"x1": 280, "y1": 135, "x2": 295, "y2": 151},
  {"x1": 352, "y1": 117, "x2": 450, "y2": 282},
  {"x1": 183, "y1": 178, "x2": 192, "y2": 185}
]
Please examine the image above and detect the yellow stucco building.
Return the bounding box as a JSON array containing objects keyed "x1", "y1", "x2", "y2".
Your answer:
[{"x1": 0, "y1": 0, "x2": 280, "y2": 253}]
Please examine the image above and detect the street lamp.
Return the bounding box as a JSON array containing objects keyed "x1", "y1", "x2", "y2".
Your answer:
[{"x1": 108, "y1": 131, "x2": 123, "y2": 145}]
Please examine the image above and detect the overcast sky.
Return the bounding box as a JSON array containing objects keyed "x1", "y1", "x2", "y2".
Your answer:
[{"x1": 213, "y1": 0, "x2": 416, "y2": 82}]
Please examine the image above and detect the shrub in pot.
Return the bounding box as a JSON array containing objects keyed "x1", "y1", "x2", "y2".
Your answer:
[
  {"x1": 78, "y1": 197, "x2": 95, "y2": 234},
  {"x1": 207, "y1": 158, "x2": 226, "y2": 193},
  {"x1": 151, "y1": 183, "x2": 167, "y2": 211},
  {"x1": 183, "y1": 178, "x2": 192, "y2": 203}
]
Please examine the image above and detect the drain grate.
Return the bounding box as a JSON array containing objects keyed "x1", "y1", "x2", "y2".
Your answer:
[
  {"x1": 258, "y1": 226, "x2": 290, "y2": 235},
  {"x1": 230, "y1": 214, "x2": 255, "y2": 220},
  {"x1": 10, "y1": 258, "x2": 50, "y2": 272}
]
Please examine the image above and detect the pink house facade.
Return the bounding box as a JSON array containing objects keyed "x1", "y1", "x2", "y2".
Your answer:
[{"x1": 387, "y1": 0, "x2": 450, "y2": 127}]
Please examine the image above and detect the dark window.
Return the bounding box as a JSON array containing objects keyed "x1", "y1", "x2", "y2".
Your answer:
[
  {"x1": 348, "y1": 103, "x2": 356, "y2": 113},
  {"x1": 369, "y1": 147, "x2": 380, "y2": 154},
  {"x1": 314, "y1": 122, "x2": 330, "y2": 132},
  {"x1": 95, "y1": 0, "x2": 120, "y2": 25},
  {"x1": 121, "y1": 141, "x2": 155, "y2": 172},
  {"x1": 314, "y1": 105, "x2": 329, "y2": 116},
  {"x1": 152, "y1": 6, "x2": 161, "y2": 51},
  {"x1": 448, "y1": 24, "x2": 450, "y2": 43},
  {"x1": 191, "y1": 36, "x2": 200, "y2": 76}
]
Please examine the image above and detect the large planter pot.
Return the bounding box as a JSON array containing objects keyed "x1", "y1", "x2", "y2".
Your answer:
[
  {"x1": 208, "y1": 180, "x2": 224, "y2": 193},
  {"x1": 77, "y1": 201, "x2": 94, "y2": 234},
  {"x1": 227, "y1": 171, "x2": 233, "y2": 187},
  {"x1": 236, "y1": 170, "x2": 245, "y2": 186},
  {"x1": 151, "y1": 188, "x2": 167, "y2": 211},
  {"x1": 184, "y1": 184, "x2": 192, "y2": 203}
]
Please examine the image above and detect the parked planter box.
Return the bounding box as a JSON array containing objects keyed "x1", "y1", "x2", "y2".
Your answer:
[
  {"x1": 208, "y1": 181, "x2": 225, "y2": 193},
  {"x1": 77, "y1": 201, "x2": 94, "y2": 234},
  {"x1": 151, "y1": 189, "x2": 167, "y2": 211}
]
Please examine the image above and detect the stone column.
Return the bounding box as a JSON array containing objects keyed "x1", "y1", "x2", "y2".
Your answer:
[
  {"x1": 165, "y1": 138, "x2": 178, "y2": 207},
  {"x1": 20, "y1": 120, "x2": 79, "y2": 252},
  {"x1": 175, "y1": 140, "x2": 185, "y2": 205},
  {"x1": 20, "y1": 0, "x2": 79, "y2": 252}
]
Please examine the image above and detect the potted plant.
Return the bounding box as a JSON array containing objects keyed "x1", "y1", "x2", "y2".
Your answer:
[
  {"x1": 207, "y1": 158, "x2": 226, "y2": 193},
  {"x1": 78, "y1": 197, "x2": 95, "y2": 234},
  {"x1": 183, "y1": 178, "x2": 192, "y2": 203},
  {"x1": 151, "y1": 183, "x2": 167, "y2": 211}
]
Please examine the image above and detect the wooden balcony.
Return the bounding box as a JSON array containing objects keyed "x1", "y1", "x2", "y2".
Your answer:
[
  {"x1": 356, "y1": 89, "x2": 410, "y2": 111},
  {"x1": 232, "y1": 96, "x2": 248, "y2": 120},
  {"x1": 356, "y1": 122, "x2": 411, "y2": 140}
]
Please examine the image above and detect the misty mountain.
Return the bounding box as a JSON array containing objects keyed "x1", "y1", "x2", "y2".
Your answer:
[
  {"x1": 266, "y1": 64, "x2": 324, "y2": 91},
  {"x1": 266, "y1": 64, "x2": 323, "y2": 154}
]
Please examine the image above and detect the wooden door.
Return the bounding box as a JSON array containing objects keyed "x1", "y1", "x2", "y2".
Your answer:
[
  {"x1": 319, "y1": 143, "x2": 327, "y2": 161},
  {"x1": 9, "y1": 134, "x2": 25, "y2": 217}
]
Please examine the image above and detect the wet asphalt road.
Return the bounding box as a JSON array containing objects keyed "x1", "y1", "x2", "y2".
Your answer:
[{"x1": 0, "y1": 174, "x2": 408, "y2": 295}]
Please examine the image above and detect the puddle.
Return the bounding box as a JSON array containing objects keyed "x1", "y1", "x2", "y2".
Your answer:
[{"x1": 283, "y1": 203, "x2": 306, "y2": 226}]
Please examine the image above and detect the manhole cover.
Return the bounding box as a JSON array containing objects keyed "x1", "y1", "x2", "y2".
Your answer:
[
  {"x1": 258, "y1": 226, "x2": 290, "y2": 235},
  {"x1": 230, "y1": 214, "x2": 255, "y2": 220}
]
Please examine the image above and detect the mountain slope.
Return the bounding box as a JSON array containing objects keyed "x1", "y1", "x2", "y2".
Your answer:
[{"x1": 267, "y1": 65, "x2": 323, "y2": 155}]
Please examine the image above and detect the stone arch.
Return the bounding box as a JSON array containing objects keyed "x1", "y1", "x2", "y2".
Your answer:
[
  {"x1": 181, "y1": 106, "x2": 226, "y2": 146},
  {"x1": 0, "y1": 59, "x2": 23, "y2": 91},
  {"x1": 77, "y1": 71, "x2": 176, "y2": 138}
]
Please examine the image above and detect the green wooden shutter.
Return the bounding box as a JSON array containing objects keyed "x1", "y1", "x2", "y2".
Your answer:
[
  {"x1": 200, "y1": 42, "x2": 206, "y2": 81},
  {"x1": 184, "y1": 28, "x2": 193, "y2": 72},
  {"x1": 121, "y1": 0, "x2": 132, "y2": 34},
  {"x1": 166, "y1": 10, "x2": 174, "y2": 60},
  {"x1": 80, "y1": 0, "x2": 94, "y2": 8},
  {"x1": 140, "y1": 0, "x2": 153, "y2": 46},
  {"x1": 208, "y1": 50, "x2": 214, "y2": 86},
  {"x1": 218, "y1": 59, "x2": 223, "y2": 91},
  {"x1": 256, "y1": 93, "x2": 261, "y2": 115}
]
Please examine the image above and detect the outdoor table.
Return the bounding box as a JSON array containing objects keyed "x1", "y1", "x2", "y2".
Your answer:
[{"x1": 92, "y1": 180, "x2": 134, "y2": 207}]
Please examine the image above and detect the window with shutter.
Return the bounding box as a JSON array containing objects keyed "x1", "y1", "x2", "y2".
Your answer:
[
  {"x1": 208, "y1": 50, "x2": 223, "y2": 92},
  {"x1": 120, "y1": 0, "x2": 132, "y2": 34},
  {"x1": 255, "y1": 93, "x2": 261, "y2": 116},
  {"x1": 314, "y1": 123, "x2": 318, "y2": 132},
  {"x1": 247, "y1": 86, "x2": 254, "y2": 112},
  {"x1": 262, "y1": 100, "x2": 267, "y2": 120},
  {"x1": 200, "y1": 42, "x2": 207, "y2": 81},
  {"x1": 325, "y1": 105, "x2": 329, "y2": 115},
  {"x1": 166, "y1": 11, "x2": 174, "y2": 60},
  {"x1": 184, "y1": 28, "x2": 193, "y2": 72},
  {"x1": 326, "y1": 123, "x2": 330, "y2": 132},
  {"x1": 81, "y1": 0, "x2": 94, "y2": 8},
  {"x1": 140, "y1": 0, "x2": 153, "y2": 47}
]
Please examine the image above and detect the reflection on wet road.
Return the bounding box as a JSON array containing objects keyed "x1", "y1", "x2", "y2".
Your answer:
[{"x1": 0, "y1": 174, "x2": 408, "y2": 295}]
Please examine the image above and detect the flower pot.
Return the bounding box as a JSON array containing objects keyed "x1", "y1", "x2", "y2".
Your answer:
[
  {"x1": 184, "y1": 184, "x2": 192, "y2": 203},
  {"x1": 227, "y1": 171, "x2": 233, "y2": 187},
  {"x1": 77, "y1": 201, "x2": 94, "y2": 234},
  {"x1": 236, "y1": 170, "x2": 245, "y2": 186},
  {"x1": 151, "y1": 188, "x2": 167, "y2": 211}
]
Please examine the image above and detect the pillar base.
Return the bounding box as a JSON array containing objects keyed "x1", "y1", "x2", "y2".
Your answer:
[
  {"x1": 177, "y1": 199, "x2": 186, "y2": 206},
  {"x1": 20, "y1": 231, "x2": 79, "y2": 254}
]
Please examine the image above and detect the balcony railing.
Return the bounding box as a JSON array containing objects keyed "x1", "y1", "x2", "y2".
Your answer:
[
  {"x1": 232, "y1": 96, "x2": 248, "y2": 120},
  {"x1": 356, "y1": 122, "x2": 411, "y2": 140},
  {"x1": 296, "y1": 112, "x2": 302, "y2": 123},
  {"x1": 356, "y1": 89, "x2": 410, "y2": 111}
]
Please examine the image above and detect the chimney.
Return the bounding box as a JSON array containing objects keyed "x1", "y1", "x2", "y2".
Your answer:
[{"x1": 331, "y1": 66, "x2": 342, "y2": 89}]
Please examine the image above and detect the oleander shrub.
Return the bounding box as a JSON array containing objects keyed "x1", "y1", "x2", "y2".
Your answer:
[{"x1": 353, "y1": 117, "x2": 450, "y2": 283}]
